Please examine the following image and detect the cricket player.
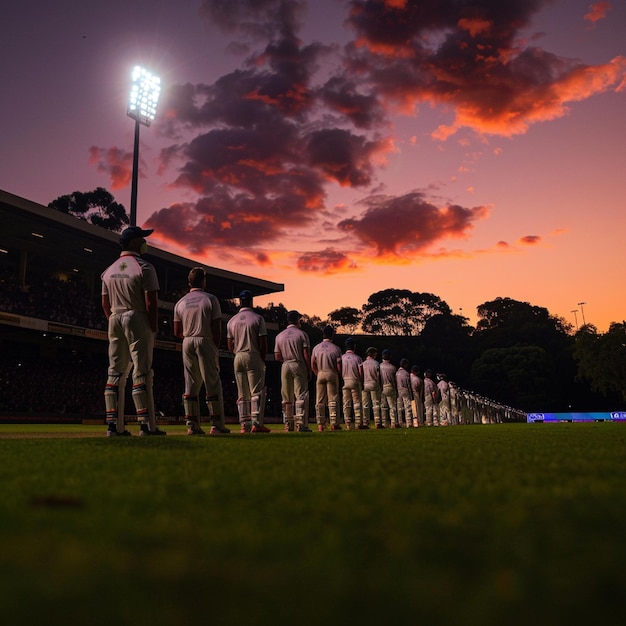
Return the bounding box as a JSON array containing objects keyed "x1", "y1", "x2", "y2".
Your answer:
[
  {"x1": 274, "y1": 310, "x2": 312, "y2": 432},
  {"x1": 379, "y1": 350, "x2": 398, "y2": 428},
  {"x1": 396, "y1": 358, "x2": 414, "y2": 428},
  {"x1": 361, "y1": 346, "x2": 382, "y2": 429},
  {"x1": 341, "y1": 337, "x2": 364, "y2": 430},
  {"x1": 437, "y1": 373, "x2": 451, "y2": 427},
  {"x1": 101, "y1": 226, "x2": 165, "y2": 436},
  {"x1": 423, "y1": 369, "x2": 438, "y2": 426},
  {"x1": 311, "y1": 325, "x2": 343, "y2": 431},
  {"x1": 226, "y1": 290, "x2": 271, "y2": 433},
  {"x1": 410, "y1": 365, "x2": 425, "y2": 427},
  {"x1": 174, "y1": 267, "x2": 229, "y2": 435}
]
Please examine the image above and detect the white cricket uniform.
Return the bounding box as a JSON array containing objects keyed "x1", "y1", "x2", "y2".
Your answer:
[
  {"x1": 101, "y1": 251, "x2": 159, "y2": 428},
  {"x1": 341, "y1": 351, "x2": 363, "y2": 427},
  {"x1": 274, "y1": 324, "x2": 310, "y2": 426},
  {"x1": 379, "y1": 360, "x2": 398, "y2": 427},
  {"x1": 311, "y1": 339, "x2": 342, "y2": 426},
  {"x1": 226, "y1": 307, "x2": 267, "y2": 424},
  {"x1": 396, "y1": 367, "x2": 413, "y2": 427},
  {"x1": 173, "y1": 288, "x2": 223, "y2": 406},
  {"x1": 362, "y1": 357, "x2": 382, "y2": 427},
  {"x1": 410, "y1": 373, "x2": 425, "y2": 426}
]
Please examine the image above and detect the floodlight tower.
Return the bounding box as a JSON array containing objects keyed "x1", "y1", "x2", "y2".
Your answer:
[
  {"x1": 577, "y1": 301, "x2": 587, "y2": 326},
  {"x1": 571, "y1": 309, "x2": 578, "y2": 329},
  {"x1": 127, "y1": 65, "x2": 161, "y2": 227}
]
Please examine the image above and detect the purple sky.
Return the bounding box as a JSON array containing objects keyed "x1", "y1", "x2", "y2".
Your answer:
[{"x1": 1, "y1": 1, "x2": 625, "y2": 329}]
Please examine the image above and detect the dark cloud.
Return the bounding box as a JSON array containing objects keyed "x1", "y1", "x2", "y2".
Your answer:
[
  {"x1": 305, "y1": 128, "x2": 383, "y2": 187},
  {"x1": 134, "y1": 0, "x2": 624, "y2": 266},
  {"x1": 344, "y1": 0, "x2": 625, "y2": 137},
  {"x1": 338, "y1": 191, "x2": 489, "y2": 256},
  {"x1": 199, "y1": 0, "x2": 307, "y2": 42},
  {"x1": 296, "y1": 248, "x2": 358, "y2": 273},
  {"x1": 520, "y1": 235, "x2": 541, "y2": 245}
]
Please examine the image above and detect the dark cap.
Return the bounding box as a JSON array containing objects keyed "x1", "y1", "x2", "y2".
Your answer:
[
  {"x1": 239, "y1": 289, "x2": 253, "y2": 302},
  {"x1": 120, "y1": 226, "x2": 154, "y2": 244},
  {"x1": 345, "y1": 337, "x2": 356, "y2": 350},
  {"x1": 381, "y1": 349, "x2": 391, "y2": 358}
]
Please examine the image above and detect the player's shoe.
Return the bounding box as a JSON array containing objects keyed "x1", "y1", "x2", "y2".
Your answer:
[
  {"x1": 240, "y1": 423, "x2": 251, "y2": 434},
  {"x1": 251, "y1": 423, "x2": 271, "y2": 433},
  {"x1": 375, "y1": 423, "x2": 385, "y2": 429},
  {"x1": 187, "y1": 425, "x2": 206, "y2": 435},
  {"x1": 317, "y1": 424, "x2": 325, "y2": 432},
  {"x1": 106, "y1": 429, "x2": 131, "y2": 437},
  {"x1": 209, "y1": 425, "x2": 231, "y2": 435},
  {"x1": 139, "y1": 425, "x2": 167, "y2": 436},
  {"x1": 330, "y1": 424, "x2": 342, "y2": 431},
  {"x1": 296, "y1": 424, "x2": 312, "y2": 432},
  {"x1": 284, "y1": 422, "x2": 294, "y2": 432}
]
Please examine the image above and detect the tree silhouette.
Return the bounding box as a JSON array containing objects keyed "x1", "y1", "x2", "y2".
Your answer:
[
  {"x1": 574, "y1": 322, "x2": 626, "y2": 401},
  {"x1": 360, "y1": 289, "x2": 450, "y2": 336},
  {"x1": 328, "y1": 306, "x2": 361, "y2": 334},
  {"x1": 49, "y1": 188, "x2": 129, "y2": 232}
]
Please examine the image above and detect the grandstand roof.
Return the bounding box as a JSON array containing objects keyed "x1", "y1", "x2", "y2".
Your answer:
[{"x1": 0, "y1": 189, "x2": 284, "y2": 301}]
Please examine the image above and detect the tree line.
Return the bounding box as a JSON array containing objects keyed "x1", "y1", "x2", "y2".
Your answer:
[{"x1": 260, "y1": 290, "x2": 625, "y2": 414}]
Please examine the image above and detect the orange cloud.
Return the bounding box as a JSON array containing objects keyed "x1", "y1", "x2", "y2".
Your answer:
[
  {"x1": 88, "y1": 146, "x2": 132, "y2": 190},
  {"x1": 584, "y1": 2, "x2": 611, "y2": 23},
  {"x1": 296, "y1": 248, "x2": 358, "y2": 274}
]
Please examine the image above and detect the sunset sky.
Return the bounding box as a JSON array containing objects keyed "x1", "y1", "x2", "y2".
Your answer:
[{"x1": 1, "y1": 0, "x2": 624, "y2": 331}]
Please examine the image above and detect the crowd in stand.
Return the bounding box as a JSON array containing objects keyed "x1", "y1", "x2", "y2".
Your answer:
[{"x1": 0, "y1": 271, "x2": 105, "y2": 330}]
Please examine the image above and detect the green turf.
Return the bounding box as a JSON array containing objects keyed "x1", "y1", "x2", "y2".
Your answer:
[{"x1": 1, "y1": 423, "x2": 625, "y2": 625}]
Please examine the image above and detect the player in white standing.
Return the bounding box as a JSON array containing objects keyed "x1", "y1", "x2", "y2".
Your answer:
[
  {"x1": 341, "y1": 337, "x2": 364, "y2": 430},
  {"x1": 226, "y1": 290, "x2": 271, "y2": 434},
  {"x1": 311, "y1": 325, "x2": 343, "y2": 431},
  {"x1": 410, "y1": 365, "x2": 425, "y2": 428},
  {"x1": 173, "y1": 267, "x2": 229, "y2": 435},
  {"x1": 274, "y1": 310, "x2": 312, "y2": 432},
  {"x1": 423, "y1": 369, "x2": 438, "y2": 426},
  {"x1": 101, "y1": 226, "x2": 165, "y2": 436},
  {"x1": 437, "y1": 373, "x2": 451, "y2": 427},
  {"x1": 361, "y1": 346, "x2": 382, "y2": 429},
  {"x1": 379, "y1": 350, "x2": 398, "y2": 428},
  {"x1": 396, "y1": 358, "x2": 414, "y2": 428}
]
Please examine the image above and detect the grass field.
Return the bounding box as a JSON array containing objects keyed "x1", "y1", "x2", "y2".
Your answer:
[{"x1": 1, "y1": 423, "x2": 625, "y2": 626}]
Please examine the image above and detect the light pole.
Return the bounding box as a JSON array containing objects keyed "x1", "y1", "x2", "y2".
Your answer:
[
  {"x1": 127, "y1": 65, "x2": 161, "y2": 227},
  {"x1": 577, "y1": 301, "x2": 587, "y2": 326},
  {"x1": 571, "y1": 309, "x2": 578, "y2": 329}
]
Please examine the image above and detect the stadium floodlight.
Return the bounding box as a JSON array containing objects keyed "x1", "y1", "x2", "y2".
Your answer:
[{"x1": 127, "y1": 65, "x2": 161, "y2": 227}]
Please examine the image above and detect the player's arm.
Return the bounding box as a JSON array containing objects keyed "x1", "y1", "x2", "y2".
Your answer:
[
  {"x1": 227, "y1": 337, "x2": 234, "y2": 353},
  {"x1": 101, "y1": 293, "x2": 112, "y2": 320},
  {"x1": 304, "y1": 346, "x2": 312, "y2": 378},
  {"x1": 311, "y1": 352, "x2": 319, "y2": 376},
  {"x1": 145, "y1": 290, "x2": 158, "y2": 333},
  {"x1": 174, "y1": 320, "x2": 184, "y2": 340}
]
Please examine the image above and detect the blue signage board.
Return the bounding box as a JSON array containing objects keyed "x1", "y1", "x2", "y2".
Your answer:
[{"x1": 527, "y1": 412, "x2": 626, "y2": 423}]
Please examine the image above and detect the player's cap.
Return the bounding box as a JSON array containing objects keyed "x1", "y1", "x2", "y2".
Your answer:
[
  {"x1": 381, "y1": 349, "x2": 391, "y2": 358},
  {"x1": 366, "y1": 346, "x2": 378, "y2": 356},
  {"x1": 120, "y1": 226, "x2": 154, "y2": 243},
  {"x1": 239, "y1": 289, "x2": 253, "y2": 301},
  {"x1": 345, "y1": 337, "x2": 356, "y2": 350}
]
